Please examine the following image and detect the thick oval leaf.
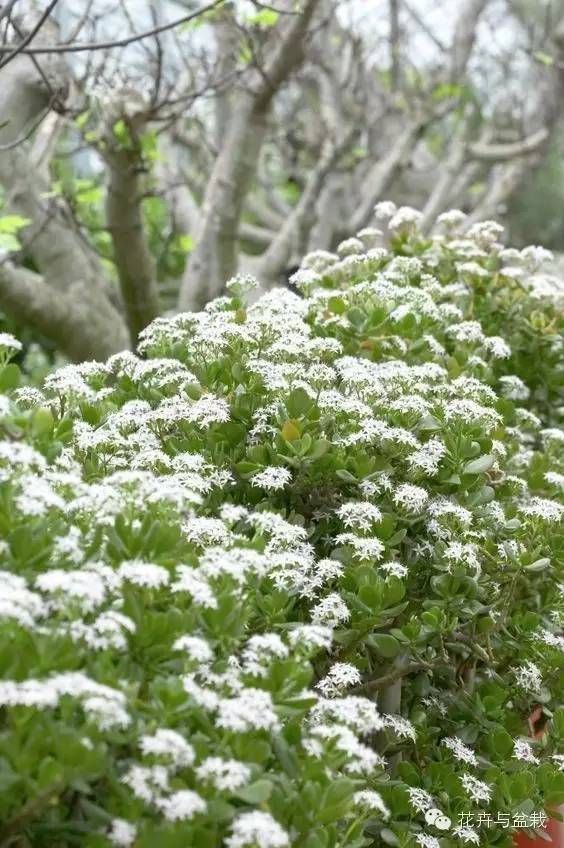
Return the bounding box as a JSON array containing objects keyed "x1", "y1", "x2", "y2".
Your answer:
[{"x1": 463, "y1": 454, "x2": 495, "y2": 474}]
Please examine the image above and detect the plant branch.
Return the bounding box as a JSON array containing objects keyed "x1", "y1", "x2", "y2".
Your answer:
[
  {"x1": 352, "y1": 661, "x2": 433, "y2": 695},
  {"x1": 469, "y1": 127, "x2": 549, "y2": 161},
  {"x1": 0, "y1": 0, "x2": 224, "y2": 55},
  {"x1": 0, "y1": 0, "x2": 59, "y2": 69}
]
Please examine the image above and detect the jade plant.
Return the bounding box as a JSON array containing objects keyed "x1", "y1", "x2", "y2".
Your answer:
[{"x1": 0, "y1": 204, "x2": 563, "y2": 848}]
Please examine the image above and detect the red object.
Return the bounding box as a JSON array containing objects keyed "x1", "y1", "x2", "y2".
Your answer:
[
  {"x1": 513, "y1": 707, "x2": 564, "y2": 847},
  {"x1": 513, "y1": 817, "x2": 564, "y2": 847}
]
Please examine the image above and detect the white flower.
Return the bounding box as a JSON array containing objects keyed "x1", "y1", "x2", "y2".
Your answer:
[
  {"x1": 241, "y1": 633, "x2": 289, "y2": 676},
  {"x1": 118, "y1": 560, "x2": 169, "y2": 589},
  {"x1": 337, "y1": 237, "x2": 365, "y2": 257},
  {"x1": 407, "y1": 787, "x2": 435, "y2": 813},
  {"x1": 353, "y1": 790, "x2": 390, "y2": 817},
  {"x1": 305, "y1": 723, "x2": 385, "y2": 773},
  {"x1": 334, "y1": 532, "x2": 385, "y2": 561},
  {"x1": 452, "y1": 825, "x2": 480, "y2": 845},
  {"x1": 108, "y1": 819, "x2": 137, "y2": 847},
  {"x1": 408, "y1": 439, "x2": 446, "y2": 476},
  {"x1": 157, "y1": 789, "x2": 207, "y2": 821},
  {"x1": 545, "y1": 471, "x2": 564, "y2": 490},
  {"x1": 173, "y1": 635, "x2": 214, "y2": 663},
  {"x1": 499, "y1": 375, "x2": 530, "y2": 400},
  {"x1": 289, "y1": 268, "x2": 320, "y2": 291},
  {"x1": 415, "y1": 834, "x2": 441, "y2": 848},
  {"x1": 310, "y1": 696, "x2": 383, "y2": 734},
  {"x1": 71, "y1": 610, "x2": 136, "y2": 651},
  {"x1": 184, "y1": 517, "x2": 231, "y2": 546},
  {"x1": 188, "y1": 394, "x2": 230, "y2": 426},
  {"x1": 82, "y1": 696, "x2": 131, "y2": 730},
  {"x1": 13, "y1": 387, "x2": 45, "y2": 407},
  {"x1": 535, "y1": 629, "x2": 564, "y2": 651},
  {"x1": 336, "y1": 501, "x2": 382, "y2": 530},
  {"x1": 182, "y1": 675, "x2": 221, "y2": 711},
  {"x1": 35, "y1": 568, "x2": 106, "y2": 612},
  {"x1": 140, "y1": 728, "x2": 195, "y2": 768},
  {"x1": 519, "y1": 497, "x2": 563, "y2": 523},
  {"x1": 317, "y1": 663, "x2": 361, "y2": 697},
  {"x1": 447, "y1": 321, "x2": 485, "y2": 344},
  {"x1": 442, "y1": 737, "x2": 478, "y2": 767},
  {"x1": 437, "y1": 209, "x2": 467, "y2": 229},
  {"x1": 513, "y1": 739, "x2": 539, "y2": 764},
  {"x1": 14, "y1": 476, "x2": 64, "y2": 516},
  {"x1": 467, "y1": 220, "x2": 504, "y2": 247},
  {"x1": 374, "y1": 200, "x2": 397, "y2": 220},
  {"x1": 520, "y1": 245, "x2": 553, "y2": 271},
  {"x1": 311, "y1": 593, "x2": 350, "y2": 626},
  {"x1": 458, "y1": 261, "x2": 489, "y2": 279},
  {"x1": 288, "y1": 624, "x2": 333, "y2": 651},
  {"x1": 389, "y1": 206, "x2": 422, "y2": 233},
  {"x1": 226, "y1": 273, "x2": 259, "y2": 296},
  {"x1": 251, "y1": 466, "x2": 292, "y2": 491},
  {"x1": 443, "y1": 398, "x2": 501, "y2": 431},
  {"x1": 515, "y1": 662, "x2": 543, "y2": 694},
  {"x1": 122, "y1": 764, "x2": 170, "y2": 803},
  {"x1": 461, "y1": 773, "x2": 492, "y2": 802},
  {"x1": 0, "y1": 573, "x2": 45, "y2": 628},
  {"x1": 393, "y1": 484, "x2": 429, "y2": 513},
  {"x1": 172, "y1": 566, "x2": 217, "y2": 608},
  {"x1": 383, "y1": 714, "x2": 416, "y2": 741},
  {"x1": 484, "y1": 336, "x2": 511, "y2": 359},
  {"x1": 216, "y1": 689, "x2": 280, "y2": 733},
  {"x1": 226, "y1": 811, "x2": 290, "y2": 848},
  {"x1": 196, "y1": 757, "x2": 251, "y2": 791},
  {"x1": 380, "y1": 560, "x2": 408, "y2": 578},
  {"x1": 0, "y1": 332, "x2": 22, "y2": 355},
  {"x1": 444, "y1": 542, "x2": 481, "y2": 575}
]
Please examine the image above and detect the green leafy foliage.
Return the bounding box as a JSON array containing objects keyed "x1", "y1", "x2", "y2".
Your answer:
[{"x1": 0, "y1": 213, "x2": 29, "y2": 252}]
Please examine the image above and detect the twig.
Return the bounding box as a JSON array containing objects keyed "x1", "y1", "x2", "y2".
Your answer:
[
  {"x1": 0, "y1": 0, "x2": 59, "y2": 69},
  {"x1": 0, "y1": 0, "x2": 224, "y2": 55},
  {"x1": 403, "y1": 0, "x2": 447, "y2": 52},
  {"x1": 351, "y1": 661, "x2": 433, "y2": 695},
  {"x1": 0, "y1": 0, "x2": 19, "y2": 25}
]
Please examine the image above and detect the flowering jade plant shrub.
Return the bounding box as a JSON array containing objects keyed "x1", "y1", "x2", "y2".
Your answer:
[{"x1": 0, "y1": 204, "x2": 564, "y2": 848}]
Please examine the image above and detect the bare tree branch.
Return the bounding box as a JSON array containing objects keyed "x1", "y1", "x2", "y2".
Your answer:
[
  {"x1": 449, "y1": 0, "x2": 489, "y2": 83},
  {"x1": 403, "y1": 0, "x2": 447, "y2": 52},
  {"x1": 254, "y1": 0, "x2": 320, "y2": 108},
  {"x1": 468, "y1": 127, "x2": 549, "y2": 160},
  {"x1": 389, "y1": 0, "x2": 401, "y2": 91},
  {"x1": 420, "y1": 131, "x2": 468, "y2": 233},
  {"x1": 0, "y1": 0, "x2": 20, "y2": 25},
  {"x1": 245, "y1": 194, "x2": 286, "y2": 231},
  {"x1": 0, "y1": 263, "x2": 127, "y2": 361},
  {"x1": 0, "y1": 0, "x2": 59, "y2": 69},
  {"x1": 239, "y1": 220, "x2": 277, "y2": 248},
  {"x1": 0, "y1": 56, "x2": 129, "y2": 354},
  {"x1": 467, "y1": 158, "x2": 531, "y2": 224},
  {"x1": 103, "y1": 98, "x2": 160, "y2": 345},
  {"x1": 0, "y1": 0, "x2": 224, "y2": 55},
  {"x1": 179, "y1": 0, "x2": 321, "y2": 310},
  {"x1": 351, "y1": 118, "x2": 425, "y2": 233},
  {"x1": 258, "y1": 129, "x2": 355, "y2": 283}
]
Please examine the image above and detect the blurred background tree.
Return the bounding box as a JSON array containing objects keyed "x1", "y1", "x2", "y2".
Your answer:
[{"x1": 0, "y1": 0, "x2": 563, "y2": 365}]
